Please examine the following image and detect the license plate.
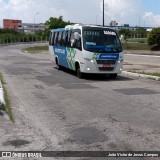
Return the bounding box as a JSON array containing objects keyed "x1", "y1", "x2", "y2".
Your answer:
[{"x1": 103, "y1": 64, "x2": 110, "y2": 67}]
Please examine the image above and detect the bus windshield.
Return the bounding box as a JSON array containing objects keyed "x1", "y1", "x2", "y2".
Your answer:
[{"x1": 83, "y1": 29, "x2": 122, "y2": 53}]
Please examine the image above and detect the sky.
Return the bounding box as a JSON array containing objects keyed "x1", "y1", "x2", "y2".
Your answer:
[{"x1": 1, "y1": 0, "x2": 160, "y2": 28}]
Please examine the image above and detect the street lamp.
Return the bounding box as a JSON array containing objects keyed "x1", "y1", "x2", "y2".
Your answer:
[
  {"x1": 103, "y1": 0, "x2": 104, "y2": 26},
  {"x1": 34, "y1": 12, "x2": 39, "y2": 33},
  {"x1": 138, "y1": 14, "x2": 141, "y2": 27}
]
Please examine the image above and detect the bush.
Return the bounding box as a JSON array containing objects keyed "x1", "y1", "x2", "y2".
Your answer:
[{"x1": 147, "y1": 28, "x2": 160, "y2": 47}]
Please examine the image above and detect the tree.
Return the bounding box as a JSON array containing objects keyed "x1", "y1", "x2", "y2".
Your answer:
[
  {"x1": 147, "y1": 27, "x2": 160, "y2": 47},
  {"x1": 45, "y1": 16, "x2": 72, "y2": 30},
  {"x1": 118, "y1": 29, "x2": 131, "y2": 40},
  {"x1": 134, "y1": 28, "x2": 147, "y2": 38}
]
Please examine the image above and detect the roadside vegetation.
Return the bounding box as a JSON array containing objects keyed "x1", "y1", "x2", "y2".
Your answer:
[
  {"x1": 129, "y1": 71, "x2": 160, "y2": 78},
  {"x1": 118, "y1": 27, "x2": 160, "y2": 51},
  {"x1": 1, "y1": 15, "x2": 160, "y2": 52},
  {"x1": 122, "y1": 43, "x2": 151, "y2": 50},
  {"x1": 141, "y1": 72, "x2": 160, "y2": 77},
  {"x1": 138, "y1": 71, "x2": 160, "y2": 77},
  {"x1": 0, "y1": 72, "x2": 14, "y2": 122},
  {"x1": 0, "y1": 16, "x2": 71, "y2": 45}
]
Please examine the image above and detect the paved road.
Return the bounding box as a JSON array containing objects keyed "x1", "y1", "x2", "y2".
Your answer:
[
  {"x1": 0, "y1": 44, "x2": 160, "y2": 159},
  {"x1": 124, "y1": 53, "x2": 160, "y2": 73}
]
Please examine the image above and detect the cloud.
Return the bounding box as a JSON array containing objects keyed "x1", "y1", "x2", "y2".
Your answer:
[
  {"x1": 143, "y1": 12, "x2": 160, "y2": 27},
  {"x1": 0, "y1": 0, "x2": 69, "y2": 26},
  {"x1": 99, "y1": 0, "x2": 143, "y2": 26},
  {"x1": 0, "y1": 0, "x2": 160, "y2": 27}
]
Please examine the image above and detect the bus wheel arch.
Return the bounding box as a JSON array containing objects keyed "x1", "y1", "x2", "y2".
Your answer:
[{"x1": 75, "y1": 62, "x2": 83, "y2": 78}]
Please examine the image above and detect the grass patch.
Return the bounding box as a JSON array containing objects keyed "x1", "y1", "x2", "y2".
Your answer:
[
  {"x1": 122, "y1": 43, "x2": 152, "y2": 50},
  {"x1": 0, "y1": 72, "x2": 14, "y2": 122},
  {"x1": 22, "y1": 45, "x2": 48, "y2": 53},
  {"x1": 139, "y1": 72, "x2": 160, "y2": 77},
  {"x1": 127, "y1": 38, "x2": 148, "y2": 43},
  {"x1": 129, "y1": 70, "x2": 160, "y2": 77}
]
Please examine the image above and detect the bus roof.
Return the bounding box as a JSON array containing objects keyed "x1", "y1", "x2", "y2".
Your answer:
[{"x1": 51, "y1": 24, "x2": 116, "y2": 32}]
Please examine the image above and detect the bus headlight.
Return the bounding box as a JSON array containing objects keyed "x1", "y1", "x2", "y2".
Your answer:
[
  {"x1": 85, "y1": 58, "x2": 94, "y2": 63},
  {"x1": 118, "y1": 59, "x2": 123, "y2": 63}
]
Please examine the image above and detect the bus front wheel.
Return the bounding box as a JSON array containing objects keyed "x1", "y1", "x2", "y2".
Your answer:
[
  {"x1": 110, "y1": 73, "x2": 117, "y2": 79},
  {"x1": 76, "y1": 65, "x2": 83, "y2": 78}
]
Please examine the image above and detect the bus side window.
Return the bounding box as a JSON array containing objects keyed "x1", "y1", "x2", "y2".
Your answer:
[
  {"x1": 66, "y1": 31, "x2": 71, "y2": 47},
  {"x1": 54, "y1": 32, "x2": 59, "y2": 46},
  {"x1": 57, "y1": 31, "x2": 62, "y2": 46},
  {"x1": 61, "y1": 31, "x2": 67, "y2": 46},
  {"x1": 74, "y1": 29, "x2": 82, "y2": 50},
  {"x1": 70, "y1": 29, "x2": 82, "y2": 50},
  {"x1": 51, "y1": 32, "x2": 55, "y2": 45},
  {"x1": 70, "y1": 31, "x2": 74, "y2": 47}
]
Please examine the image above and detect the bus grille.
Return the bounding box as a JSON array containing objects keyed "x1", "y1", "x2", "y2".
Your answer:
[
  {"x1": 96, "y1": 60, "x2": 116, "y2": 71},
  {"x1": 96, "y1": 60, "x2": 116, "y2": 65},
  {"x1": 98, "y1": 67, "x2": 114, "y2": 71}
]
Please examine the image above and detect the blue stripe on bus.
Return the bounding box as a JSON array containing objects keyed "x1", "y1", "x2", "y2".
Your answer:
[
  {"x1": 53, "y1": 46, "x2": 69, "y2": 68},
  {"x1": 98, "y1": 54, "x2": 119, "y2": 60}
]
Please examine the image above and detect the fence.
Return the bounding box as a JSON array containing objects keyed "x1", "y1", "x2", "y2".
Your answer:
[{"x1": 0, "y1": 36, "x2": 49, "y2": 45}]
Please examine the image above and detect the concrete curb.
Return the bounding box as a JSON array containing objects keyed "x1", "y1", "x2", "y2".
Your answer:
[
  {"x1": 0, "y1": 80, "x2": 6, "y2": 117},
  {"x1": 122, "y1": 71, "x2": 160, "y2": 81},
  {"x1": 0, "y1": 80, "x2": 5, "y2": 106}
]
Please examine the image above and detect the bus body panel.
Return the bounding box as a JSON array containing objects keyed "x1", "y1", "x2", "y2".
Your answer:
[{"x1": 49, "y1": 24, "x2": 123, "y2": 75}]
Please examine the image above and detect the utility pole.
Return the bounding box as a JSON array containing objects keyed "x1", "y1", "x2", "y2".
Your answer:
[{"x1": 103, "y1": 0, "x2": 104, "y2": 26}]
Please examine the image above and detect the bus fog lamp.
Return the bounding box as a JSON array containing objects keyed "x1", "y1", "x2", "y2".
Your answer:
[{"x1": 87, "y1": 68, "x2": 91, "y2": 71}]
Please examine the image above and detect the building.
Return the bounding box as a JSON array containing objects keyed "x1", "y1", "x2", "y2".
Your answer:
[
  {"x1": 3, "y1": 19, "x2": 22, "y2": 30},
  {"x1": 18, "y1": 23, "x2": 47, "y2": 33},
  {"x1": 110, "y1": 21, "x2": 118, "y2": 26},
  {"x1": 3, "y1": 19, "x2": 47, "y2": 33}
]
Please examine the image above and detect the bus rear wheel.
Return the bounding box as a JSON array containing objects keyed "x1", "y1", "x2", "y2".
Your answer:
[{"x1": 55, "y1": 58, "x2": 61, "y2": 70}]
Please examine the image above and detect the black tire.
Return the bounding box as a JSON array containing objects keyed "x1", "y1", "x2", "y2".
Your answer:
[
  {"x1": 110, "y1": 73, "x2": 117, "y2": 79},
  {"x1": 56, "y1": 58, "x2": 61, "y2": 70},
  {"x1": 76, "y1": 65, "x2": 83, "y2": 78}
]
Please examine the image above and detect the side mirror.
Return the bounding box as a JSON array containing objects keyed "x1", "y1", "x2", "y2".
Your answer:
[
  {"x1": 71, "y1": 39, "x2": 75, "y2": 47},
  {"x1": 74, "y1": 32, "x2": 81, "y2": 40}
]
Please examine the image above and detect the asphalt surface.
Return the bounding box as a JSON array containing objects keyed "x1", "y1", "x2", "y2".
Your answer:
[
  {"x1": 124, "y1": 50, "x2": 160, "y2": 73},
  {"x1": 0, "y1": 44, "x2": 160, "y2": 160}
]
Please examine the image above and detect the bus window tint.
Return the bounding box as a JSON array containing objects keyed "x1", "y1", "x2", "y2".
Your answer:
[
  {"x1": 70, "y1": 31, "x2": 74, "y2": 47},
  {"x1": 83, "y1": 29, "x2": 122, "y2": 53},
  {"x1": 54, "y1": 32, "x2": 59, "y2": 46},
  {"x1": 69, "y1": 29, "x2": 82, "y2": 50},
  {"x1": 51, "y1": 32, "x2": 55, "y2": 45},
  {"x1": 61, "y1": 31, "x2": 67, "y2": 46},
  {"x1": 66, "y1": 31, "x2": 71, "y2": 47},
  {"x1": 57, "y1": 31, "x2": 62, "y2": 46}
]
